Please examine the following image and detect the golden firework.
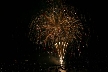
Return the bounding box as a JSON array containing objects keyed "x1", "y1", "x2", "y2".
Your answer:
[
  {"x1": 29, "y1": 5, "x2": 83, "y2": 44},
  {"x1": 29, "y1": 1, "x2": 85, "y2": 65}
]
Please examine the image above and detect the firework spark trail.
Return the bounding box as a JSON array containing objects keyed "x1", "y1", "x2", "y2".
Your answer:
[{"x1": 28, "y1": 0, "x2": 87, "y2": 65}]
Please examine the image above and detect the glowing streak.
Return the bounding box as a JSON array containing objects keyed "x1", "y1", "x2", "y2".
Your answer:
[{"x1": 60, "y1": 56, "x2": 63, "y2": 66}]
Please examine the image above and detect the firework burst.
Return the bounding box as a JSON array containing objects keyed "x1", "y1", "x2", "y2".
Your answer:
[{"x1": 28, "y1": 0, "x2": 89, "y2": 65}]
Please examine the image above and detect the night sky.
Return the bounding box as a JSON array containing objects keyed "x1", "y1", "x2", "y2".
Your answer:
[{"x1": 1, "y1": 0, "x2": 107, "y2": 72}]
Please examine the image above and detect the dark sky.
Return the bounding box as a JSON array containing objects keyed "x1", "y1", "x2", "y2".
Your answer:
[{"x1": 1, "y1": 0, "x2": 107, "y2": 70}]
